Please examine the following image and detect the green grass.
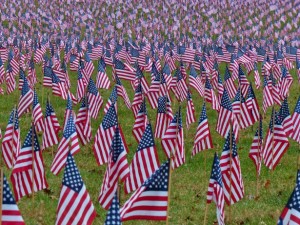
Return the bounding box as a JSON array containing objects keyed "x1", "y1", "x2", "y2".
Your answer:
[{"x1": 0, "y1": 60, "x2": 299, "y2": 225}]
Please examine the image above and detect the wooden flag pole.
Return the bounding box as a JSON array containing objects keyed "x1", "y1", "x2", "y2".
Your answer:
[
  {"x1": 31, "y1": 122, "x2": 35, "y2": 200},
  {"x1": 203, "y1": 202, "x2": 209, "y2": 225},
  {"x1": 166, "y1": 105, "x2": 180, "y2": 225},
  {"x1": 228, "y1": 122, "x2": 233, "y2": 223}
]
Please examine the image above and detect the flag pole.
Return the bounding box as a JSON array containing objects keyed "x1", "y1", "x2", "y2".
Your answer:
[
  {"x1": 31, "y1": 122, "x2": 35, "y2": 200},
  {"x1": 166, "y1": 104, "x2": 180, "y2": 225},
  {"x1": 271, "y1": 107, "x2": 275, "y2": 171},
  {"x1": 203, "y1": 201, "x2": 208, "y2": 225},
  {"x1": 228, "y1": 122, "x2": 233, "y2": 223}
]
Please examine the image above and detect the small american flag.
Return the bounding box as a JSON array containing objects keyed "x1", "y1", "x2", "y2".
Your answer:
[
  {"x1": 290, "y1": 96, "x2": 300, "y2": 143},
  {"x1": 186, "y1": 90, "x2": 196, "y2": 129},
  {"x1": 132, "y1": 100, "x2": 148, "y2": 143},
  {"x1": 161, "y1": 108, "x2": 185, "y2": 169},
  {"x1": 279, "y1": 66, "x2": 293, "y2": 99},
  {"x1": 192, "y1": 103, "x2": 213, "y2": 156},
  {"x1": 82, "y1": 52, "x2": 94, "y2": 81},
  {"x1": 114, "y1": 58, "x2": 136, "y2": 81},
  {"x1": 154, "y1": 96, "x2": 173, "y2": 138},
  {"x1": 1, "y1": 174, "x2": 25, "y2": 224},
  {"x1": 263, "y1": 109, "x2": 289, "y2": 170},
  {"x1": 42, "y1": 99, "x2": 60, "y2": 150},
  {"x1": 115, "y1": 75, "x2": 131, "y2": 109},
  {"x1": 246, "y1": 84, "x2": 260, "y2": 123},
  {"x1": 278, "y1": 170, "x2": 300, "y2": 225},
  {"x1": 87, "y1": 78, "x2": 103, "y2": 119},
  {"x1": 56, "y1": 153, "x2": 96, "y2": 225},
  {"x1": 279, "y1": 98, "x2": 293, "y2": 137},
  {"x1": 249, "y1": 116, "x2": 263, "y2": 175},
  {"x1": 43, "y1": 65, "x2": 53, "y2": 87},
  {"x1": 120, "y1": 160, "x2": 170, "y2": 221},
  {"x1": 131, "y1": 82, "x2": 143, "y2": 119},
  {"x1": 18, "y1": 77, "x2": 33, "y2": 117},
  {"x1": 11, "y1": 126, "x2": 48, "y2": 201},
  {"x1": 76, "y1": 67, "x2": 87, "y2": 101},
  {"x1": 96, "y1": 60, "x2": 110, "y2": 89},
  {"x1": 52, "y1": 71, "x2": 67, "y2": 100},
  {"x1": 189, "y1": 64, "x2": 204, "y2": 97},
  {"x1": 2, "y1": 109, "x2": 15, "y2": 169},
  {"x1": 76, "y1": 96, "x2": 92, "y2": 146},
  {"x1": 253, "y1": 63, "x2": 261, "y2": 89},
  {"x1": 105, "y1": 193, "x2": 122, "y2": 225},
  {"x1": 18, "y1": 69, "x2": 25, "y2": 90},
  {"x1": 32, "y1": 90, "x2": 44, "y2": 133},
  {"x1": 51, "y1": 113, "x2": 80, "y2": 175},
  {"x1": 263, "y1": 76, "x2": 274, "y2": 113},
  {"x1": 207, "y1": 153, "x2": 225, "y2": 225},
  {"x1": 125, "y1": 123, "x2": 160, "y2": 194},
  {"x1": 93, "y1": 103, "x2": 118, "y2": 166},
  {"x1": 104, "y1": 86, "x2": 118, "y2": 114},
  {"x1": 224, "y1": 66, "x2": 237, "y2": 99},
  {"x1": 220, "y1": 129, "x2": 244, "y2": 205},
  {"x1": 99, "y1": 126, "x2": 129, "y2": 210}
]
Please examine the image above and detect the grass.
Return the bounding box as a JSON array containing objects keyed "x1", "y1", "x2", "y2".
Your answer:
[{"x1": 0, "y1": 59, "x2": 299, "y2": 225}]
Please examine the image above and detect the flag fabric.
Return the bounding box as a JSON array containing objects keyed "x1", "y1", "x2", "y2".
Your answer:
[
  {"x1": 249, "y1": 116, "x2": 263, "y2": 176},
  {"x1": 131, "y1": 82, "x2": 143, "y2": 119},
  {"x1": 125, "y1": 123, "x2": 160, "y2": 194},
  {"x1": 263, "y1": 76, "x2": 274, "y2": 113},
  {"x1": 290, "y1": 96, "x2": 300, "y2": 143},
  {"x1": 224, "y1": 66, "x2": 237, "y2": 99},
  {"x1": 76, "y1": 67, "x2": 87, "y2": 101},
  {"x1": 76, "y1": 96, "x2": 92, "y2": 146},
  {"x1": 18, "y1": 69, "x2": 25, "y2": 90},
  {"x1": 246, "y1": 84, "x2": 260, "y2": 123},
  {"x1": 115, "y1": 75, "x2": 131, "y2": 109},
  {"x1": 132, "y1": 100, "x2": 148, "y2": 143},
  {"x1": 51, "y1": 113, "x2": 80, "y2": 175},
  {"x1": 104, "y1": 193, "x2": 122, "y2": 225},
  {"x1": 87, "y1": 78, "x2": 103, "y2": 119},
  {"x1": 82, "y1": 53, "x2": 94, "y2": 81},
  {"x1": 32, "y1": 90, "x2": 44, "y2": 133},
  {"x1": 98, "y1": 126, "x2": 129, "y2": 210},
  {"x1": 263, "y1": 109, "x2": 289, "y2": 170},
  {"x1": 186, "y1": 91, "x2": 196, "y2": 129},
  {"x1": 1, "y1": 174, "x2": 25, "y2": 225},
  {"x1": 52, "y1": 71, "x2": 68, "y2": 100},
  {"x1": 93, "y1": 103, "x2": 118, "y2": 166},
  {"x1": 279, "y1": 98, "x2": 293, "y2": 137},
  {"x1": 189, "y1": 64, "x2": 204, "y2": 97},
  {"x1": 154, "y1": 96, "x2": 173, "y2": 138},
  {"x1": 207, "y1": 153, "x2": 225, "y2": 225},
  {"x1": 220, "y1": 130, "x2": 244, "y2": 205},
  {"x1": 42, "y1": 100, "x2": 60, "y2": 150},
  {"x1": 55, "y1": 153, "x2": 96, "y2": 225},
  {"x1": 96, "y1": 60, "x2": 110, "y2": 89},
  {"x1": 114, "y1": 59, "x2": 136, "y2": 81},
  {"x1": 2, "y1": 109, "x2": 16, "y2": 169},
  {"x1": 192, "y1": 103, "x2": 213, "y2": 156},
  {"x1": 253, "y1": 63, "x2": 261, "y2": 89},
  {"x1": 104, "y1": 86, "x2": 118, "y2": 114},
  {"x1": 120, "y1": 160, "x2": 170, "y2": 221},
  {"x1": 18, "y1": 77, "x2": 33, "y2": 117},
  {"x1": 11, "y1": 126, "x2": 48, "y2": 202},
  {"x1": 43, "y1": 65, "x2": 53, "y2": 87},
  {"x1": 277, "y1": 170, "x2": 300, "y2": 225},
  {"x1": 161, "y1": 109, "x2": 185, "y2": 169},
  {"x1": 204, "y1": 76, "x2": 219, "y2": 111},
  {"x1": 279, "y1": 66, "x2": 293, "y2": 99}
]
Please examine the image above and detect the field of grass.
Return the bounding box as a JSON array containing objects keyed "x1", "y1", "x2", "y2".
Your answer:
[{"x1": 0, "y1": 60, "x2": 299, "y2": 225}]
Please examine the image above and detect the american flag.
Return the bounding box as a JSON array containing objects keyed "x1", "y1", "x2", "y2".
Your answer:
[
  {"x1": 220, "y1": 130, "x2": 244, "y2": 205},
  {"x1": 207, "y1": 153, "x2": 225, "y2": 225},
  {"x1": 6, "y1": 61, "x2": 16, "y2": 95},
  {"x1": 205, "y1": 76, "x2": 219, "y2": 111},
  {"x1": 125, "y1": 123, "x2": 160, "y2": 194},
  {"x1": 216, "y1": 89, "x2": 233, "y2": 138},
  {"x1": 0, "y1": 57, "x2": 5, "y2": 84},
  {"x1": 18, "y1": 69, "x2": 25, "y2": 90},
  {"x1": 34, "y1": 46, "x2": 44, "y2": 63},
  {"x1": 28, "y1": 59, "x2": 37, "y2": 87},
  {"x1": 11, "y1": 126, "x2": 48, "y2": 202},
  {"x1": 51, "y1": 113, "x2": 80, "y2": 175},
  {"x1": 96, "y1": 60, "x2": 110, "y2": 89},
  {"x1": 192, "y1": 103, "x2": 213, "y2": 156},
  {"x1": 32, "y1": 90, "x2": 44, "y2": 133},
  {"x1": 161, "y1": 109, "x2": 185, "y2": 169},
  {"x1": 82, "y1": 53, "x2": 94, "y2": 81},
  {"x1": 132, "y1": 82, "x2": 143, "y2": 119},
  {"x1": 1, "y1": 174, "x2": 25, "y2": 225},
  {"x1": 120, "y1": 160, "x2": 170, "y2": 221},
  {"x1": 178, "y1": 45, "x2": 195, "y2": 63},
  {"x1": 69, "y1": 54, "x2": 79, "y2": 71},
  {"x1": 132, "y1": 100, "x2": 148, "y2": 143},
  {"x1": 239, "y1": 97, "x2": 255, "y2": 129},
  {"x1": 93, "y1": 103, "x2": 118, "y2": 166},
  {"x1": 262, "y1": 110, "x2": 289, "y2": 170},
  {"x1": 238, "y1": 66, "x2": 250, "y2": 97},
  {"x1": 55, "y1": 153, "x2": 96, "y2": 225},
  {"x1": 249, "y1": 116, "x2": 263, "y2": 176},
  {"x1": 18, "y1": 77, "x2": 33, "y2": 117},
  {"x1": 146, "y1": 64, "x2": 161, "y2": 109},
  {"x1": 105, "y1": 193, "x2": 122, "y2": 224},
  {"x1": 52, "y1": 71, "x2": 68, "y2": 100},
  {"x1": 232, "y1": 88, "x2": 241, "y2": 118},
  {"x1": 132, "y1": 65, "x2": 149, "y2": 94},
  {"x1": 269, "y1": 74, "x2": 282, "y2": 106},
  {"x1": 114, "y1": 59, "x2": 136, "y2": 81},
  {"x1": 154, "y1": 96, "x2": 173, "y2": 138},
  {"x1": 224, "y1": 66, "x2": 237, "y2": 99},
  {"x1": 211, "y1": 60, "x2": 219, "y2": 90},
  {"x1": 115, "y1": 75, "x2": 131, "y2": 109},
  {"x1": 76, "y1": 67, "x2": 87, "y2": 101},
  {"x1": 76, "y1": 96, "x2": 92, "y2": 146},
  {"x1": 87, "y1": 78, "x2": 103, "y2": 119},
  {"x1": 189, "y1": 64, "x2": 204, "y2": 97},
  {"x1": 43, "y1": 65, "x2": 53, "y2": 87},
  {"x1": 246, "y1": 84, "x2": 260, "y2": 123},
  {"x1": 173, "y1": 68, "x2": 188, "y2": 102},
  {"x1": 216, "y1": 46, "x2": 231, "y2": 63},
  {"x1": 253, "y1": 63, "x2": 261, "y2": 89},
  {"x1": 279, "y1": 66, "x2": 293, "y2": 99},
  {"x1": 42, "y1": 99, "x2": 60, "y2": 150},
  {"x1": 186, "y1": 91, "x2": 196, "y2": 129},
  {"x1": 229, "y1": 54, "x2": 239, "y2": 80},
  {"x1": 279, "y1": 98, "x2": 293, "y2": 138},
  {"x1": 263, "y1": 76, "x2": 274, "y2": 113},
  {"x1": 278, "y1": 170, "x2": 300, "y2": 225},
  {"x1": 98, "y1": 126, "x2": 129, "y2": 210},
  {"x1": 104, "y1": 86, "x2": 118, "y2": 114},
  {"x1": 290, "y1": 97, "x2": 300, "y2": 143}
]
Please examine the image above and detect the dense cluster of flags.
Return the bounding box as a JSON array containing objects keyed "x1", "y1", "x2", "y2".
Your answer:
[{"x1": 0, "y1": 1, "x2": 299, "y2": 224}]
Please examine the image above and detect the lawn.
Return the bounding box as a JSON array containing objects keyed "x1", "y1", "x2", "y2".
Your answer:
[{"x1": 0, "y1": 59, "x2": 299, "y2": 225}]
